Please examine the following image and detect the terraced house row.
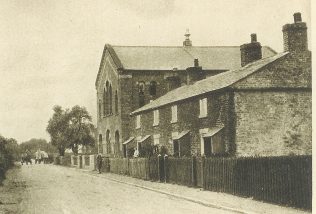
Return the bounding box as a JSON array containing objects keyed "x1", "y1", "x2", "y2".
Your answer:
[{"x1": 95, "y1": 13, "x2": 311, "y2": 158}]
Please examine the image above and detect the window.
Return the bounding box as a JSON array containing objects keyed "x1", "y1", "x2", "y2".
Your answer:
[
  {"x1": 115, "y1": 90, "x2": 118, "y2": 114},
  {"x1": 199, "y1": 98, "x2": 207, "y2": 118},
  {"x1": 103, "y1": 87, "x2": 107, "y2": 116},
  {"x1": 171, "y1": 105, "x2": 178, "y2": 123},
  {"x1": 138, "y1": 82, "x2": 145, "y2": 107},
  {"x1": 153, "y1": 110, "x2": 159, "y2": 126},
  {"x1": 109, "y1": 84, "x2": 112, "y2": 114},
  {"x1": 136, "y1": 115, "x2": 141, "y2": 129},
  {"x1": 98, "y1": 100, "x2": 102, "y2": 119},
  {"x1": 153, "y1": 134, "x2": 160, "y2": 145},
  {"x1": 149, "y1": 81, "x2": 157, "y2": 96}
]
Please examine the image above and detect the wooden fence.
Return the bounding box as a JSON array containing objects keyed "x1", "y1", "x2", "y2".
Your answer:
[{"x1": 104, "y1": 155, "x2": 311, "y2": 210}]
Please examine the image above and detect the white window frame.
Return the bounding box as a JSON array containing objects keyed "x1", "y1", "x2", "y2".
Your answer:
[
  {"x1": 153, "y1": 110, "x2": 159, "y2": 126},
  {"x1": 199, "y1": 98, "x2": 208, "y2": 118},
  {"x1": 171, "y1": 105, "x2": 178, "y2": 123},
  {"x1": 136, "y1": 115, "x2": 141, "y2": 129},
  {"x1": 153, "y1": 134, "x2": 160, "y2": 145}
]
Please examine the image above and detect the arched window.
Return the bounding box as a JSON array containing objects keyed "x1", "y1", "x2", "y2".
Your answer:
[
  {"x1": 109, "y1": 84, "x2": 112, "y2": 114},
  {"x1": 149, "y1": 81, "x2": 157, "y2": 96},
  {"x1": 103, "y1": 88, "x2": 106, "y2": 116},
  {"x1": 98, "y1": 134, "x2": 103, "y2": 154},
  {"x1": 106, "y1": 130, "x2": 111, "y2": 154},
  {"x1": 98, "y1": 99, "x2": 102, "y2": 119},
  {"x1": 115, "y1": 131, "x2": 120, "y2": 155},
  {"x1": 138, "y1": 81, "x2": 145, "y2": 107},
  {"x1": 115, "y1": 90, "x2": 118, "y2": 114},
  {"x1": 105, "y1": 81, "x2": 109, "y2": 115}
]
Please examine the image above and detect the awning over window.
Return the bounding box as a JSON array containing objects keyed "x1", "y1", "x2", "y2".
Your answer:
[
  {"x1": 123, "y1": 137, "x2": 135, "y2": 145},
  {"x1": 138, "y1": 135, "x2": 151, "y2": 143},
  {"x1": 173, "y1": 130, "x2": 190, "y2": 140},
  {"x1": 203, "y1": 126, "x2": 224, "y2": 137}
]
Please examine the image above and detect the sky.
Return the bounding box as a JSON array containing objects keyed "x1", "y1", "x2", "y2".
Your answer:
[{"x1": 0, "y1": 0, "x2": 311, "y2": 143}]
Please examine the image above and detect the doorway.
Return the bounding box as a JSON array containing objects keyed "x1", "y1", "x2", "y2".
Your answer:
[
  {"x1": 203, "y1": 137, "x2": 212, "y2": 157},
  {"x1": 173, "y1": 140, "x2": 180, "y2": 157}
]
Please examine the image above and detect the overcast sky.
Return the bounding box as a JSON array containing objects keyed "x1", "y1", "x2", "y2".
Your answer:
[{"x1": 0, "y1": 0, "x2": 311, "y2": 143}]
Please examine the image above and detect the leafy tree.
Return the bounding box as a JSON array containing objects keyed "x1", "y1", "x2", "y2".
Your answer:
[
  {"x1": 47, "y1": 105, "x2": 96, "y2": 156},
  {"x1": 19, "y1": 138, "x2": 57, "y2": 157},
  {"x1": 46, "y1": 106, "x2": 69, "y2": 156},
  {"x1": 0, "y1": 135, "x2": 17, "y2": 180}
]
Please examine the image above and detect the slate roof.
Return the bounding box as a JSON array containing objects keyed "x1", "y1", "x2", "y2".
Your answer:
[
  {"x1": 111, "y1": 45, "x2": 276, "y2": 71},
  {"x1": 131, "y1": 52, "x2": 288, "y2": 115}
]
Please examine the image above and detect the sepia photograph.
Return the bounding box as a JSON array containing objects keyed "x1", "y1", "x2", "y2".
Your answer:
[{"x1": 0, "y1": 0, "x2": 312, "y2": 213}]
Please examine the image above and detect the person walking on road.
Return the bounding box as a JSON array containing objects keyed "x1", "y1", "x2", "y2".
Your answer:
[{"x1": 96, "y1": 154, "x2": 102, "y2": 174}]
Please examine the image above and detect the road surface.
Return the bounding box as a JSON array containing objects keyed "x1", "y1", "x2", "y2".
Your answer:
[{"x1": 1, "y1": 164, "x2": 237, "y2": 214}]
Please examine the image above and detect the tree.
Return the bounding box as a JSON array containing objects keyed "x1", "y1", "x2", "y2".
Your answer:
[
  {"x1": 46, "y1": 106, "x2": 69, "y2": 156},
  {"x1": 46, "y1": 105, "x2": 96, "y2": 156},
  {"x1": 19, "y1": 138, "x2": 57, "y2": 157}
]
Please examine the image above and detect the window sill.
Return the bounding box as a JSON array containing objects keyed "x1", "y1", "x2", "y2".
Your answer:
[
  {"x1": 170, "y1": 120, "x2": 177, "y2": 124},
  {"x1": 136, "y1": 127, "x2": 141, "y2": 130},
  {"x1": 153, "y1": 123, "x2": 159, "y2": 127},
  {"x1": 199, "y1": 115, "x2": 208, "y2": 119}
]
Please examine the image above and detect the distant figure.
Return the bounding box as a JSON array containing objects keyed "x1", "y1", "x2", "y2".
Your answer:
[
  {"x1": 35, "y1": 149, "x2": 42, "y2": 164},
  {"x1": 133, "y1": 147, "x2": 139, "y2": 158},
  {"x1": 96, "y1": 154, "x2": 102, "y2": 174},
  {"x1": 41, "y1": 151, "x2": 49, "y2": 164},
  {"x1": 21, "y1": 150, "x2": 32, "y2": 165}
]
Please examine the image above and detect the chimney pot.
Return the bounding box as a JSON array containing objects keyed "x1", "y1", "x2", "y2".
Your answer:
[
  {"x1": 251, "y1": 34, "x2": 257, "y2": 43},
  {"x1": 194, "y1": 59, "x2": 199, "y2": 67},
  {"x1": 294, "y1": 12, "x2": 302, "y2": 23}
]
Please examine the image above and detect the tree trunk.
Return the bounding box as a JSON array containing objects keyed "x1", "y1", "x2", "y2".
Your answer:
[{"x1": 58, "y1": 147, "x2": 65, "y2": 156}]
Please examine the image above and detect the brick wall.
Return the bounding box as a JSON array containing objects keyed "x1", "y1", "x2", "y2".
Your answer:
[
  {"x1": 234, "y1": 90, "x2": 312, "y2": 156},
  {"x1": 131, "y1": 91, "x2": 232, "y2": 156},
  {"x1": 231, "y1": 50, "x2": 311, "y2": 156},
  {"x1": 232, "y1": 52, "x2": 311, "y2": 89},
  {"x1": 96, "y1": 51, "x2": 122, "y2": 156}
]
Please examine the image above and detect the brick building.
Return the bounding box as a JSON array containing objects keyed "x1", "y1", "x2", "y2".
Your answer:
[
  {"x1": 129, "y1": 13, "x2": 311, "y2": 157},
  {"x1": 95, "y1": 30, "x2": 276, "y2": 157}
]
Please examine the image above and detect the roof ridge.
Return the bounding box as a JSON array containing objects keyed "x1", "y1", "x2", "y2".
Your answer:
[{"x1": 111, "y1": 45, "x2": 243, "y2": 48}]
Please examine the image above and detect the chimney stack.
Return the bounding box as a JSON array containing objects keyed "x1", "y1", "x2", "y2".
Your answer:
[
  {"x1": 240, "y1": 34, "x2": 262, "y2": 67},
  {"x1": 186, "y1": 59, "x2": 205, "y2": 84},
  {"x1": 282, "y1": 12, "x2": 308, "y2": 53}
]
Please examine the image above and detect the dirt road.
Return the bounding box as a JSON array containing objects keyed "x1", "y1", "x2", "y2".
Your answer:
[{"x1": 0, "y1": 164, "x2": 236, "y2": 214}]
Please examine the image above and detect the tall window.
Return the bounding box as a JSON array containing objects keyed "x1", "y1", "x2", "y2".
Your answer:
[
  {"x1": 136, "y1": 115, "x2": 141, "y2": 129},
  {"x1": 105, "y1": 81, "x2": 109, "y2": 115},
  {"x1": 153, "y1": 110, "x2": 159, "y2": 126},
  {"x1": 138, "y1": 81, "x2": 145, "y2": 107},
  {"x1": 115, "y1": 131, "x2": 120, "y2": 155},
  {"x1": 103, "y1": 88, "x2": 106, "y2": 116},
  {"x1": 149, "y1": 81, "x2": 157, "y2": 96},
  {"x1": 109, "y1": 84, "x2": 112, "y2": 114},
  {"x1": 199, "y1": 98, "x2": 208, "y2": 118},
  {"x1": 153, "y1": 134, "x2": 160, "y2": 145},
  {"x1": 115, "y1": 90, "x2": 118, "y2": 114},
  {"x1": 99, "y1": 100, "x2": 102, "y2": 119},
  {"x1": 106, "y1": 130, "x2": 111, "y2": 154},
  {"x1": 98, "y1": 134, "x2": 103, "y2": 154},
  {"x1": 171, "y1": 105, "x2": 178, "y2": 123}
]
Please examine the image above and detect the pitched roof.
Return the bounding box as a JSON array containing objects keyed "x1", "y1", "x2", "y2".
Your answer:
[
  {"x1": 111, "y1": 45, "x2": 276, "y2": 71},
  {"x1": 131, "y1": 52, "x2": 288, "y2": 115}
]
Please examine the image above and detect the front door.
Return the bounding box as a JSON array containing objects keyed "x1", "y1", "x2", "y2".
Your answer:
[
  {"x1": 173, "y1": 140, "x2": 179, "y2": 157},
  {"x1": 203, "y1": 137, "x2": 212, "y2": 157}
]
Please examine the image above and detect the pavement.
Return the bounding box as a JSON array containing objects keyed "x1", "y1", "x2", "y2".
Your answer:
[{"x1": 75, "y1": 167, "x2": 311, "y2": 214}]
